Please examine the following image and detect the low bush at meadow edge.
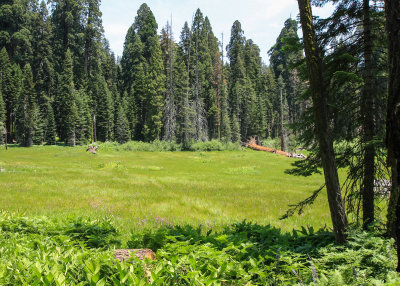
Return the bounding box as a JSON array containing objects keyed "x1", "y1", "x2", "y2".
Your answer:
[
  {"x1": 98, "y1": 139, "x2": 243, "y2": 152},
  {"x1": 0, "y1": 213, "x2": 398, "y2": 285}
]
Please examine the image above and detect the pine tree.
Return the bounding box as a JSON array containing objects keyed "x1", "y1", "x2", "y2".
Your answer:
[
  {"x1": 74, "y1": 89, "x2": 92, "y2": 144},
  {"x1": 144, "y1": 39, "x2": 165, "y2": 141},
  {"x1": 16, "y1": 64, "x2": 36, "y2": 147},
  {"x1": 0, "y1": 89, "x2": 5, "y2": 125},
  {"x1": 51, "y1": 0, "x2": 86, "y2": 88},
  {"x1": 203, "y1": 16, "x2": 220, "y2": 139},
  {"x1": 0, "y1": 48, "x2": 20, "y2": 142},
  {"x1": 32, "y1": 1, "x2": 54, "y2": 98},
  {"x1": 54, "y1": 49, "x2": 77, "y2": 145},
  {"x1": 0, "y1": 0, "x2": 32, "y2": 66},
  {"x1": 92, "y1": 74, "x2": 114, "y2": 142},
  {"x1": 121, "y1": 3, "x2": 165, "y2": 141},
  {"x1": 190, "y1": 9, "x2": 210, "y2": 141},
  {"x1": 44, "y1": 102, "x2": 56, "y2": 145},
  {"x1": 297, "y1": 0, "x2": 347, "y2": 243},
  {"x1": 114, "y1": 97, "x2": 130, "y2": 144},
  {"x1": 83, "y1": 0, "x2": 103, "y2": 76},
  {"x1": 227, "y1": 20, "x2": 247, "y2": 140},
  {"x1": 161, "y1": 22, "x2": 177, "y2": 141},
  {"x1": 268, "y1": 18, "x2": 303, "y2": 125},
  {"x1": 0, "y1": 87, "x2": 5, "y2": 141}
]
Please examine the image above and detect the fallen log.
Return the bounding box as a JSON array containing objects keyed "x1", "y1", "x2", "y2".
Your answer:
[
  {"x1": 243, "y1": 136, "x2": 306, "y2": 159},
  {"x1": 86, "y1": 145, "x2": 98, "y2": 154}
]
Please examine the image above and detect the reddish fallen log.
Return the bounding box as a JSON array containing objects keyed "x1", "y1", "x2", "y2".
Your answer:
[
  {"x1": 243, "y1": 135, "x2": 306, "y2": 159},
  {"x1": 247, "y1": 143, "x2": 290, "y2": 156}
]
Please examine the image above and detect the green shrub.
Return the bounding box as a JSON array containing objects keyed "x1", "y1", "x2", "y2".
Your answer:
[
  {"x1": 1, "y1": 213, "x2": 399, "y2": 285},
  {"x1": 189, "y1": 140, "x2": 242, "y2": 151}
]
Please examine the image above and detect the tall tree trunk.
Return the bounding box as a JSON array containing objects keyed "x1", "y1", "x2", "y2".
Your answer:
[
  {"x1": 387, "y1": 159, "x2": 398, "y2": 237},
  {"x1": 384, "y1": 0, "x2": 400, "y2": 272},
  {"x1": 297, "y1": 0, "x2": 348, "y2": 243},
  {"x1": 361, "y1": 0, "x2": 376, "y2": 229}
]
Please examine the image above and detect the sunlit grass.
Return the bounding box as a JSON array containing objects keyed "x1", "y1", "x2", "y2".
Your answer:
[{"x1": 0, "y1": 145, "x2": 332, "y2": 233}]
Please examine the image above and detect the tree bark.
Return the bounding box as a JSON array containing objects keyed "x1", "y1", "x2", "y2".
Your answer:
[
  {"x1": 297, "y1": 0, "x2": 348, "y2": 243},
  {"x1": 384, "y1": 0, "x2": 400, "y2": 272},
  {"x1": 361, "y1": 0, "x2": 376, "y2": 229},
  {"x1": 280, "y1": 87, "x2": 286, "y2": 152},
  {"x1": 387, "y1": 159, "x2": 398, "y2": 238}
]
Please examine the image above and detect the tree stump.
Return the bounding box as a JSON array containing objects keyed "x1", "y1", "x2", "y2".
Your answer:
[{"x1": 113, "y1": 249, "x2": 156, "y2": 262}]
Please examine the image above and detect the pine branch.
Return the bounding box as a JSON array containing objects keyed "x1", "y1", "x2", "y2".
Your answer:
[{"x1": 280, "y1": 184, "x2": 325, "y2": 220}]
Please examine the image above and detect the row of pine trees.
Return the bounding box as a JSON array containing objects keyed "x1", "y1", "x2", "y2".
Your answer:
[{"x1": 0, "y1": 0, "x2": 303, "y2": 147}]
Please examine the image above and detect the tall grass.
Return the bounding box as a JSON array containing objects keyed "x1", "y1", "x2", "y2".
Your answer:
[{"x1": 0, "y1": 145, "x2": 330, "y2": 233}]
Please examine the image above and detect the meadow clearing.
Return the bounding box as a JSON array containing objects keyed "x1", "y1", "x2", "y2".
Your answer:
[
  {"x1": 1, "y1": 145, "x2": 398, "y2": 285},
  {"x1": 0, "y1": 145, "x2": 329, "y2": 232}
]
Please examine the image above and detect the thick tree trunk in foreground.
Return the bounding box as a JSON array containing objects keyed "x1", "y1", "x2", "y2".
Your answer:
[
  {"x1": 297, "y1": 0, "x2": 348, "y2": 243},
  {"x1": 361, "y1": 0, "x2": 376, "y2": 229},
  {"x1": 384, "y1": 0, "x2": 400, "y2": 272}
]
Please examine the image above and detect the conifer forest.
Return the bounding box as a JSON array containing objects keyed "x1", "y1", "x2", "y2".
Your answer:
[{"x1": 1, "y1": 0, "x2": 400, "y2": 284}]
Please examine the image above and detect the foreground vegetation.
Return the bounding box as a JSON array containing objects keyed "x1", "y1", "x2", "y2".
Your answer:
[
  {"x1": 0, "y1": 145, "x2": 330, "y2": 232},
  {"x1": 0, "y1": 213, "x2": 398, "y2": 285}
]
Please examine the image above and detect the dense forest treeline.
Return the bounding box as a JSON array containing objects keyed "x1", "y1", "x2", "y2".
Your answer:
[{"x1": 0, "y1": 0, "x2": 304, "y2": 148}]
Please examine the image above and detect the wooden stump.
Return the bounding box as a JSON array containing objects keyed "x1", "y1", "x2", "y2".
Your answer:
[{"x1": 114, "y1": 249, "x2": 156, "y2": 262}]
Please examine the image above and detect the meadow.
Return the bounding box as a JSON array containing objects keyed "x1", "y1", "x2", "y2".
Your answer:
[
  {"x1": 0, "y1": 144, "x2": 329, "y2": 232},
  {"x1": 0, "y1": 145, "x2": 398, "y2": 285}
]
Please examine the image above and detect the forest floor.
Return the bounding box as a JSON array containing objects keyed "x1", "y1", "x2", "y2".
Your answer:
[{"x1": 0, "y1": 144, "x2": 330, "y2": 234}]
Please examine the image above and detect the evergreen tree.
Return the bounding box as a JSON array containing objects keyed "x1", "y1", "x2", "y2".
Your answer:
[
  {"x1": 174, "y1": 46, "x2": 193, "y2": 145},
  {"x1": 121, "y1": 3, "x2": 165, "y2": 141},
  {"x1": 74, "y1": 89, "x2": 92, "y2": 144},
  {"x1": 190, "y1": 9, "x2": 210, "y2": 141},
  {"x1": 114, "y1": 97, "x2": 130, "y2": 144},
  {"x1": 297, "y1": 0, "x2": 348, "y2": 243},
  {"x1": 203, "y1": 16, "x2": 220, "y2": 139},
  {"x1": 227, "y1": 20, "x2": 247, "y2": 140},
  {"x1": 44, "y1": 102, "x2": 56, "y2": 145},
  {"x1": 54, "y1": 49, "x2": 77, "y2": 145},
  {"x1": 268, "y1": 18, "x2": 303, "y2": 125},
  {"x1": 144, "y1": 38, "x2": 165, "y2": 141},
  {"x1": 50, "y1": 0, "x2": 86, "y2": 88},
  {"x1": 0, "y1": 89, "x2": 5, "y2": 124},
  {"x1": 16, "y1": 64, "x2": 36, "y2": 147},
  {"x1": 160, "y1": 22, "x2": 177, "y2": 141},
  {"x1": 83, "y1": 0, "x2": 103, "y2": 76},
  {"x1": 91, "y1": 74, "x2": 113, "y2": 142},
  {"x1": 0, "y1": 89, "x2": 5, "y2": 144},
  {"x1": 0, "y1": 48, "x2": 21, "y2": 142},
  {"x1": 0, "y1": 0, "x2": 32, "y2": 66}
]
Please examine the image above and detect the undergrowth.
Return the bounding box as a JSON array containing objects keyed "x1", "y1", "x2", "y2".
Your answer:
[
  {"x1": 0, "y1": 213, "x2": 398, "y2": 285},
  {"x1": 98, "y1": 140, "x2": 242, "y2": 152}
]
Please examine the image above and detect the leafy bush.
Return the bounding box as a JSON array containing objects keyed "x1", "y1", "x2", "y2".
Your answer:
[
  {"x1": 1, "y1": 213, "x2": 399, "y2": 285},
  {"x1": 116, "y1": 140, "x2": 182, "y2": 152},
  {"x1": 64, "y1": 217, "x2": 120, "y2": 248},
  {"x1": 261, "y1": 137, "x2": 281, "y2": 149},
  {"x1": 189, "y1": 140, "x2": 242, "y2": 151},
  {"x1": 100, "y1": 140, "x2": 242, "y2": 152}
]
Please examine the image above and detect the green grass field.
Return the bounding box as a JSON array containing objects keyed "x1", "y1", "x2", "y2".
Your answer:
[{"x1": 0, "y1": 145, "x2": 330, "y2": 232}]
